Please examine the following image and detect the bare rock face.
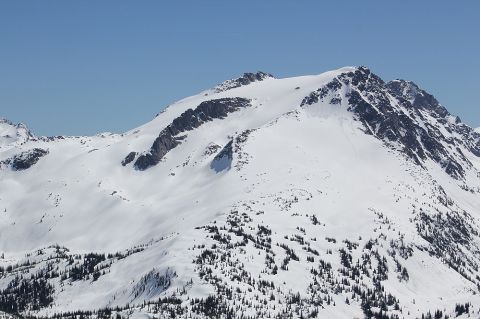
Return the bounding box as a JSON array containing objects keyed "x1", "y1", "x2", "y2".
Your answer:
[
  {"x1": 1, "y1": 148, "x2": 49, "y2": 171},
  {"x1": 121, "y1": 152, "x2": 137, "y2": 166},
  {"x1": 302, "y1": 66, "x2": 477, "y2": 180},
  {"x1": 386, "y1": 79, "x2": 449, "y2": 117},
  {"x1": 132, "y1": 97, "x2": 251, "y2": 170}
]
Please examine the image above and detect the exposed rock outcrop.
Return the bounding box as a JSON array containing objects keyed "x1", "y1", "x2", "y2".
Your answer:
[
  {"x1": 214, "y1": 72, "x2": 273, "y2": 92},
  {"x1": 301, "y1": 67, "x2": 478, "y2": 180},
  {"x1": 1, "y1": 148, "x2": 49, "y2": 171},
  {"x1": 133, "y1": 97, "x2": 251, "y2": 170}
]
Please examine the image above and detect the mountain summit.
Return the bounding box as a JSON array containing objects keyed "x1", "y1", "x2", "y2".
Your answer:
[
  {"x1": 0, "y1": 118, "x2": 35, "y2": 150},
  {"x1": 1, "y1": 67, "x2": 480, "y2": 319}
]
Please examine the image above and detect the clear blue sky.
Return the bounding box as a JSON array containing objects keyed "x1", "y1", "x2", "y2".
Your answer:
[{"x1": 1, "y1": 1, "x2": 479, "y2": 136}]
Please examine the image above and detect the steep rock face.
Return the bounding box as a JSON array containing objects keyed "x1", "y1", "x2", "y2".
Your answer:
[
  {"x1": 121, "y1": 151, "x2": 137, "y2": 166},
  {"x1": 213, "y1": 71, "x2": 273, "y2": 92},
  {"x1": 132, "y1": 97, "x2": 251, "y2": 170},
  {"x1": 386, "y1": 79, "x2": 449, "y2": 116},
  {"x1": 300, "y1": 78, "x2": 343, "y2": 106},
  {"x1": 0, "y1": 148, "x2": 48, "y2": 170},
  {"x1": 387, "y1": 79, "x2": 480, "y2": 157},
  {"x1": 302, "y1": 67, "x2": 478, "y2": 180}
]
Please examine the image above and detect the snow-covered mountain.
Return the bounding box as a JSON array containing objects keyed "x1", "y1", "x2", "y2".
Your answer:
[
  {"x1": 0, "y1": 119, "x2": 35, "y2": 150},
  {"x1": 1, "y1": 67, "x2": 480, "y2": 319}
]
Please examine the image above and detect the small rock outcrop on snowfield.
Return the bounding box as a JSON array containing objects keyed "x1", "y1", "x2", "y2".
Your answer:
[{"x1": 130, "y1": 97, "x2": 251, "y2": 170}]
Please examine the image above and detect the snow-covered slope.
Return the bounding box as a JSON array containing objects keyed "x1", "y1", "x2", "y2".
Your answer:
[{"x1": 1, "y1": 67, "x2": 480, "y2": 319}]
